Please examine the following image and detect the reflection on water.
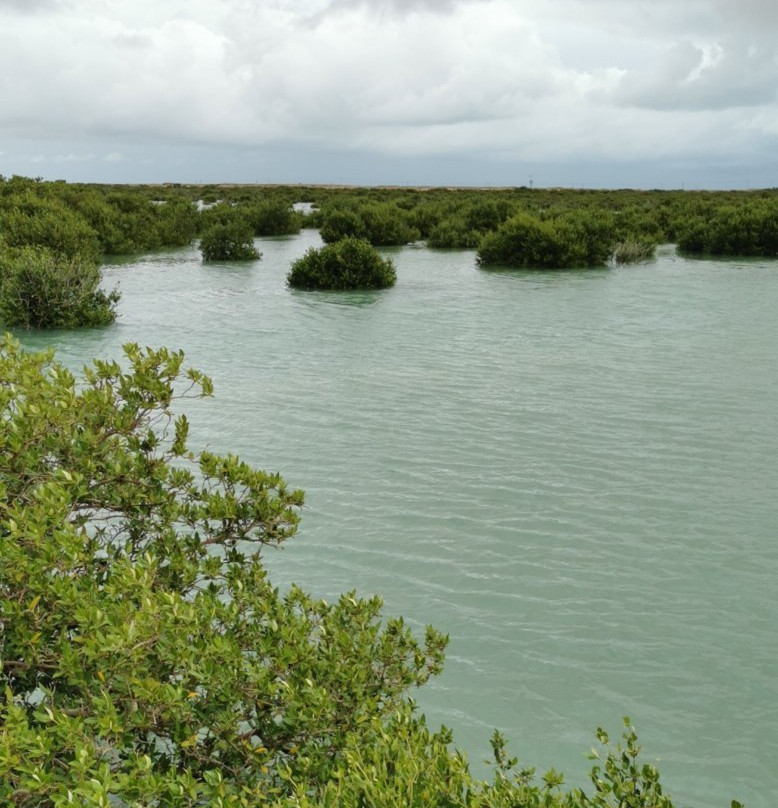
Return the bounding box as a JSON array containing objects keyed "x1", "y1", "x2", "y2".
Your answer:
[
  {"x1": 15, "y1": 235, "x2": 778, "y2": 808},
  {"x1": 290, "y1": 289, "x2": 388, "y2": 308}
]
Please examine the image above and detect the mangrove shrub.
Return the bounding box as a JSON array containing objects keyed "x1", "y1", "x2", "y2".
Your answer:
[
  {"x1": 478, "y1": 212, "x2": 614, "y2": 268},
  {"x1": 0, "y1": 245, "x2": 118, "y2": 329},
  {"x1": 288, "y1": 237, "x2": 396, "y2": 290},
  {"x1": 320, "y1": 204, "x2": 419, "y2": 246},
  {"x1": 0, "y1": 336, "x2": 444, "y2": 804},
  {"x1": 200, "y1": 221, "x2": 260, "y2": 261},
  {"x1": 0, "y1": 193, "x2": 101, "y2": 262},
  {"x1": 248, "y1": 200, "x2": 303, "y2": 236},
  {"x1": 676, "y1": 203, "x2": 778, "y2": 256},
  {"x1": 612, "y1": 239, "x2": 657, "y2": 265}
]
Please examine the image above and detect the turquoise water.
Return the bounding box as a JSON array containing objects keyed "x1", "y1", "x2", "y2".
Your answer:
[{"x1": 18, "y1": 234, "x2": 778, "y2": 807}]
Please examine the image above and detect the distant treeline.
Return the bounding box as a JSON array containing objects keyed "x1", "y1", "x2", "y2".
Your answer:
[
  {"x1": 1, "y1": 174, "x2": 778, "y2": 326},
  {"x1": 3, "y1": 173, "x2": 778, "y2": 259}
]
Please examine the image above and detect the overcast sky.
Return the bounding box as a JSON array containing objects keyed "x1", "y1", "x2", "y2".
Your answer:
[{"x1": 1, "y1": 0, "x2": 777, "y2": 188}]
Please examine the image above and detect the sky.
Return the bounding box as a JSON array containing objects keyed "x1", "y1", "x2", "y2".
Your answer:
[{"x1": 1, "y1": 0, "x2": 777, "y2": 189}]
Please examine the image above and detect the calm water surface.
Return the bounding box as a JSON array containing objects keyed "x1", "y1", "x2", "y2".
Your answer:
[{"x1": 19, "y1": 234, "x2": 778, "y2": 808}]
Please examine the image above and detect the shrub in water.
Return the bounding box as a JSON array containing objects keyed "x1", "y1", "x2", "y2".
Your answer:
[
  {"x1": 319, "y1": 208, "x2": 368, "y2": 243},
  {"x1": 478, "y1": 211, "x2": 613, "y2": 269},
  {"x1": 612, "y1": 239, "x2": 657, "y2": 265},
  {"x1": 248, "y1": 200, "x2": 302, "y2": 236},
  {"x1": 288, "y1": 237, "x2": 396, "y2": 290},
  {"x1": 320, "y1": 205, "x2": 419, "y2": 246},
  {"x1": 0, "y1": 192, "x2": 101, "y2": 262},
  {"x1": 200, "y1": 221, "x2": 260, "y2": 261},
  {"x1": 0, "y1": 245, "x2": 118, "y2": 328},
  {"x1": 359, "y1": 203, "x2": 420, "y2": 246},
  {"x1": 676, "y1": 202, "x2": 778, "y2": 256},
  {"x1": 427, "y1": 217, "x2": 482, "y2": 249}
]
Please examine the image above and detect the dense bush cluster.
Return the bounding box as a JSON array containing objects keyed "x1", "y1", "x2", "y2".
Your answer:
[
  {"x1": 0, "y1": 246, "x2": 118, "y2": 328},
  {"x1": 427, "y1": 198, "x2": 514, "y2": 249},
  {"x1": 0, "y1": 180, "x2": 119, "y2": 328},
  {"x1": 0, "y1": 179, "x2": 308, "y2": 323},
  {"x1": 0, "y1": 192, "x2": 102, "y2": 262},
  {"x1": 2, "y1": 174, "x2": 778, "y2": 326},
  {"x1": 0, "y1": 336, "x2": 682, "y2": 807},
  {"x1": 676, "y1": 202, "x2": 778, "y2": 256},
  {"x1": 288, "y1": 237, "x2": 397, "y2": 290},
  {"x1": 247, "y1": 199, "x2": 303, "y2": 236},
  {"x1": 319, "y1": 202, "x2": 420, "y2": 246},
  {"x1": 2, "y1": 172, "x2": 777, "y2": 323},
  {"x1": 199, "y1": 219, "x2": 261, "y2": 262},
  {"x1": 478, "y1": 211, "x2": 614, "y2": 268}
]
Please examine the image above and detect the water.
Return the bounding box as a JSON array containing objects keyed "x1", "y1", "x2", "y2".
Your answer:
[{"x1": 16, "y1": 236, "x2": 778, "y2": 808}]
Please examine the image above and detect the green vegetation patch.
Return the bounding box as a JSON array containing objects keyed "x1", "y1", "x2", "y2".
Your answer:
[
  {"x1": 612, "y1": 239, "x2": 657, "y2": 265},
  {"x1": 478, "y1": 211, "x2": 614, "y2": 269},
  {"x1": 200, "y1": 220, "x2": 261, "y2": 262},
  {"x1": 288, "y1": 237, "x2": 397, "y2": 290},
  {"x1": 0, "y1": 245, "x2": 118, "y2": 329}
]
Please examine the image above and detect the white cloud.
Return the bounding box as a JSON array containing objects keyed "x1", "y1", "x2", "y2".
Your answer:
[
  {"x1": 28, "y1": 152, "x2": 95, "y2": 163},
  {"x1": 0, "y1": 0, "x2": 65, "y2": 12},
  {"x1": 612, "y1": 40, "x2": 778, "y2": 111}
]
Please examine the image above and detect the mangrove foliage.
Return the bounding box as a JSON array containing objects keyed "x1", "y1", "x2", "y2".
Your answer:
[{"x1": 288, "y1": 237, "x2": 397, "y2": 290}]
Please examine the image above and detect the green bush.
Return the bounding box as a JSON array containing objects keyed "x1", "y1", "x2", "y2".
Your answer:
[
  {"x1": 463, "y1": 198, "x2": 513, "y2": 233},
  {"x1": 359, "y1": 203, "x2": 420, "y2": 245},
  {"x1": 200, "y1": 221, "x2": 260, "y2": 261},
  {"x1": 319, "y1": 208, "x2": 368, "y2": 243},
  {"x1": 288, "y1": 237, "x2": 396, "y2": 290},
  {"x1": 612, "y1": 239, "x2": 657, "y2": 265},
  {"x1": 0, "y1": 246, "x2": 118, "y2": 328},
  {"x1": 319, "y1": 204, "x2": 419, "y2": 246},
  {"x1": 154, "y1": 198, "x2": 200, "y2": 247},
  {"x1": 99, "y1": 191, "x2": 166, "y2": 254},
  {"x1": 478, "y1": 212, "x2": 614, "y2": 268},
  {"x1": 248, "y1": 200, "x2": 302, "y2": 236},
  {"x1": 0, "y1": 193, "x2": 101, "y2": 262},
  {"x1": 427, "y1": 218, "x2": 482, "y2": 249},
  {"x1": 676, "y1": 203, "x2": 778, "y2": 256},
  {"x1": 0, "y1": 337, "x2": 445, "y2": 805}
]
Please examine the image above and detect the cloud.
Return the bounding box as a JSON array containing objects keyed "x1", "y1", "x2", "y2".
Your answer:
[
  {"x1": 0, "y1": 0, "x2": 65, "y2": 12},
  {"x1": 613, "y1": 40, "x2": 778, "y2": 111},
  {"x1": 1, "y1": 0, "x2": 777, "y2": 185},
  {"x1": 0, "y1": 1, "x2": 566, "y2": 145},
  {"x1": 323, "y1": 0, "x2": 488, "y2": 15},
  {"x1": 29, "y1": 152, "x2": 95, "y2": 163}
]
